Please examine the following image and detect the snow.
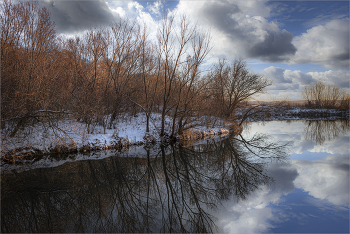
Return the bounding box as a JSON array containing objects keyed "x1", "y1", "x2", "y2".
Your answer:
[{"x1": 1, "y1": 112, "x2": 233, "y2": 160}]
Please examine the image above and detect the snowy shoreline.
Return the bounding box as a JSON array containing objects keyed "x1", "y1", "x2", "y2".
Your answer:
[
  {"x1": 1, "y1": 112, "x2": 238, "y2": 164},
  {"x1": 1, "y1": 108, "x2": 348, "y2": 167}
]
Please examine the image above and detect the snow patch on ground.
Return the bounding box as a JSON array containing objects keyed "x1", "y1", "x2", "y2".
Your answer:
[{"x1": 1, "y1": 112, "x2": 233, "y2": 158}]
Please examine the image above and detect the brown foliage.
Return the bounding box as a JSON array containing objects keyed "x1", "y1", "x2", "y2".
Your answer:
[{"x1": 302, "y1": 81, "x2": 349, "y2": 109}]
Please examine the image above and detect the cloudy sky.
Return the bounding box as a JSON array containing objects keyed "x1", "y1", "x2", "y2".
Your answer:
[{"x1": 40, "y1": 0, "x2": 349, "y2": 100}]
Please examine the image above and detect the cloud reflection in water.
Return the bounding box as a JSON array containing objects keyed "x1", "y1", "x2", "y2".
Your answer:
[{"x1": 221, "y1": 120, "x2": 349, "y2": 234}]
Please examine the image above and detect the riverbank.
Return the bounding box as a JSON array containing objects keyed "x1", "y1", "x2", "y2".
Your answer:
[
  {"x1": 236, "y1": 106, "x2": 349, "y2": 122},
  {"x1": 1, "y1": 112, "x2": 238, "y2": 165},
  {"x1": 2, "y1": 107, "x2": 347, "y2": 165}
]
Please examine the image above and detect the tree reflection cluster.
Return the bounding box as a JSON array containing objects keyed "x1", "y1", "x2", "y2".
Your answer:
[
  {"x1": 2, "y1": 132, "x2": 290, "y2": 233},
  {"x1": 304, "y1": 120, "x2": 349, "y2": 145}
]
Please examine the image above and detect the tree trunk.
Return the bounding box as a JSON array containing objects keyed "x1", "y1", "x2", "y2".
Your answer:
[
  {"x1": 146, "y1": 113, "x2": 150, "y2": 133},
  {"x1": 161, "y1": 107, "x2": 166, "y2": 136}
]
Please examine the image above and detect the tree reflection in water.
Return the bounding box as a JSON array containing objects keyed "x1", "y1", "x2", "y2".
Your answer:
[
  {"x1": 304, "y1": 120, "x2": 349, "y2": 145},
  {"x1": 1, "y1": 133, "x2": 289, "y2": 233}
]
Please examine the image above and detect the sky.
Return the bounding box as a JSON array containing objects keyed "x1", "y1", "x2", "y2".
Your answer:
[{"x1": 38, "y1": 0, "x2": 350, "y2": 100}]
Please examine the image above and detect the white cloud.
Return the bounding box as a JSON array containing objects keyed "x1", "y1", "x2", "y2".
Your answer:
[
  {"x1": 292, "y1": 155, "x2": 349, "y2": 206},
  {"x1": 127, "y1": 1, "x2": 144, "y2": 11},
  {"x1": 239, "y1": 0, "x2": 272, "y2": 18},
  {"x1": 310, "y1": 135, "x2": 350, "y2": 155},
  {"x1": 174, "y1": 0, "x2": 296, "y2": 62},
  {"x1": 242, "y1": 121, "x2": 349, "y2": 156},
  {"x1": 174, "y1": 1, "x2": 349, "y2": 69},
  {"x1": 261, "y1": 66, "x2": 292, "y2": 84},
  {"x1": 110, "y1": 6, "x2": 126, "y2": 18},
  {"x1": 260, "y1": 66, "x2": 349, "y2": 100},
  {"x1": 218, "y1": 163, "x2": 298, "y2": 234},
  {"x1": 260, "y1": 67, "x2": 305, "y2": 99},
  {"x1": 147, "y1": 1, "x2": 163, "y2": 16},
  {"x1": 284, "y1": 70, "x2": 314, "y2": 85},
  {"x1": 243, "y1": 121, "x2": 350, "y2": 188},
  {"x1": 307, "y1": 70, "x2": 350, "y2": 88},
  {"x1": 262, "y1": 66, "x2": 315, "y2": 87},
  {"x1": 106, "y1": 1, "x2": 159, "y2": 41},
  {"x1": 220, "y1": 205, "x2": 274, "y2": 234},
  {"x1": 290, "y1": 18, "x2": 349, "y2": 69},
  {"x1": 244, "y1": 121, "x2": 349, "y2": 207}
]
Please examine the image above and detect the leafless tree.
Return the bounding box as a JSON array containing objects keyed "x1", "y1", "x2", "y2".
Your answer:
[
  {"x1": 339, "y1": 89, "x2": 350, "y2": 109},
  {"x1": 124, "y1": 24, "x2": 161, "y2": 133},
  {"x1": 208, "y1": 58, "x2": 272, "y2": 119},
  {"x1": 302, "y1": 81, "x2": 350, "y2": 109},
  {"x1": 170, "y1": 30, "x2": 211, "y2": 137},
  {"x1": 156, "y1": 13, "x2": 211, "y2": 137},
  {"x1": 108, "y1": 19, "x2": 142, "y2": 118}
]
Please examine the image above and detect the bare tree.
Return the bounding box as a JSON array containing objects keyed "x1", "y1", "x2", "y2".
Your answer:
[
  {"x1": 302, "y1": 81, "x2": 349, "y2": 109},
  {"x1": 156, "y1": 13, "x2": 211, "y2": 137},
  {"x1": 84, "y1": 29, "x2": 106, "y2": 92},
  {"x1": 208, "y1": 58, "x2": 272, "y2": 119},
  {"x1": 169, "y1": 30, "x2": 211, "y2": 137},
  {"x1": 339, "y1": 89, "x2": 350, "y2": 109},
  {"x1": 137, "y1": 25, "x2": 160, "y2": 133},
  {"x1": 108, "y1": 19, "x2": 141, "y2": 119}
]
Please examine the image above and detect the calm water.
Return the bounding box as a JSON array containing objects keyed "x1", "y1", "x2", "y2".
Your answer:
[{"x1": 1, "y1": 120, "x2": 349, "y2": 233}]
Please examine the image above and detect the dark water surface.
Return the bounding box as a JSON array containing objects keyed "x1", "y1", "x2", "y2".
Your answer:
[{"x1": 1, "y1": 120, "x2": 349, "y2": 233}]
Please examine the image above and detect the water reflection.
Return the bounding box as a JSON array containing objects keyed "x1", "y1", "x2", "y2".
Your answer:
[
  {"x1": 1, "y1": 132, "x2": 289, "y2": 233},
  {"x1": 292, "y1": 155, "x2": 349, "y2": 206},
  {"x1": 304, "y1": 120, "x2": 349, "y2": 145},
  {"x1": 219, "y1": 120, "x2": 349, "y2": 234}
]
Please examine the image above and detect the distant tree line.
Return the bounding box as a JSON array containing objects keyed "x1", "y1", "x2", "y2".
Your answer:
[
  {"x1": 302, "y1": 81, "x2": 349, "y2": 109},
  {"x1": 1, "y1": 0, "x2": 270, "y2": 138}
]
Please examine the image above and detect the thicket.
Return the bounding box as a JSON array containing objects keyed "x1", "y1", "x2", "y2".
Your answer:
[
  {"x1": 302, "y1": 81, "x2": 349, "y2": 109},
  {"x1": 1, "y1": 0, "x2": 270, "y2": 139}
]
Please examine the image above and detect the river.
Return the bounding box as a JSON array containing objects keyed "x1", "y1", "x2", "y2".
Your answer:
[{"x1": 1, "y1": 120, "x2": 349, "y2": 233}]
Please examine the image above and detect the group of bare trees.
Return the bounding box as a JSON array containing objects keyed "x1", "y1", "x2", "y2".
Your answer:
[
  {"x1": 1, "y1": 0, "x2": 270, "y2": 138},
  {"x1": 302, "y1": 81, "x2": 349, "y2": 109},
  {"x1": 1, "y1": 1, "x2": 63, "y2": 133}
]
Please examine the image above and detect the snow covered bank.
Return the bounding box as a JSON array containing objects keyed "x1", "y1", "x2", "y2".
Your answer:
[
  {"x1": 1, "y1": 112, "x2": 237, "y2": 164},
  {"x1": 1, "y1": 134, "x2": 232, "y2": 174}
]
